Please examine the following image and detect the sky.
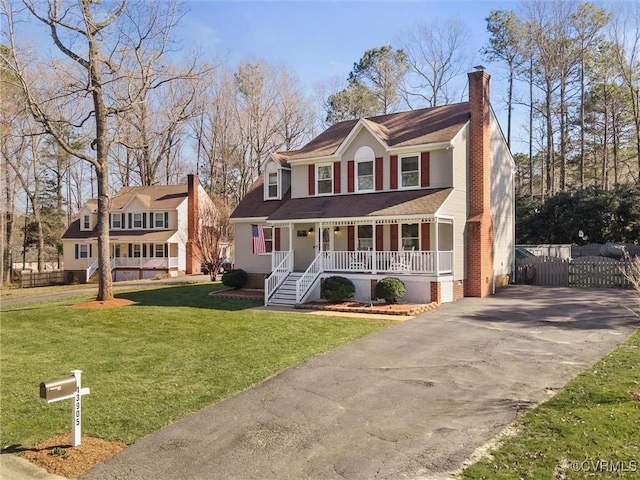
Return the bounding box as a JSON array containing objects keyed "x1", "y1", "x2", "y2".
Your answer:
[{"x1": 175, "y1": 0, "x2": 525, "y2": 150}]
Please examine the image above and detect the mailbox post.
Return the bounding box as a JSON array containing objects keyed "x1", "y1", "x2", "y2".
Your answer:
[{"x1": 39, "y1": 369, "x2": 90, "y2": 447}]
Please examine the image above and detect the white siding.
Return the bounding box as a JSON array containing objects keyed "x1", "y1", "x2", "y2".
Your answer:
[
  {"x1": 489, "y1": 113, "x2": 515, "y2": 278},
  {"x1": 233, "y1": 222, "x2": 272, "y2": 273},
  {"x1": 440, "y1": 124, "x2": 469, "y2": 281}
]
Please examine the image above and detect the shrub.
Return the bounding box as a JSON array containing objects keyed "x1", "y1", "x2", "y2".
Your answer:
[
  {"x1": 322, "y1": 276, "x2": 355, "y2": 302},
  {"x1": 222, "y1": 269, "x2": 247, "y2": 290},
  {"x1": 375, "y1": 277, "x2": 406, "y2": 304}
]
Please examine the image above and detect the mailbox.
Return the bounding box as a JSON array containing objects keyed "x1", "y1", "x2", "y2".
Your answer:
[{"x1": 40, "y1": 376, "x2": 77, "y2": 402}]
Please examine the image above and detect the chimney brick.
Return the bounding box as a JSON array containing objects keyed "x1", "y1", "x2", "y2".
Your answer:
[{"x1": 186, "y1": 173, "x2": 201, "y2": 274}]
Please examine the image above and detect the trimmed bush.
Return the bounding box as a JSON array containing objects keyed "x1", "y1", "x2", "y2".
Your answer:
[
  {"x1": 375, "y1": 277, "x2": 406, "y2": 304},
  {"x1": 322, "y1": 276, "x2": 355, "y2": 302},
  {"x1": 222, "y1": 269, "x2": 247, "y2": 290}
]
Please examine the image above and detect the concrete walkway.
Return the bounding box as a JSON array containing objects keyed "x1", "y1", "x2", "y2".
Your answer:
[{"x1": 78, "y1": 286, "x2": 638, "y2": 480}]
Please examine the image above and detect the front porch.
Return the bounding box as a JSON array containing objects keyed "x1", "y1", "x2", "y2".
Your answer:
[{"x1": 265, "y1": 216, "x2": 456, "y2": 306}]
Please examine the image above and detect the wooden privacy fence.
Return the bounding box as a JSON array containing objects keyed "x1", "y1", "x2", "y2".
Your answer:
[
  {"x1": 20, "y1": 270, "x2": 68, "y2": 288},
  {"x1": 517, "y1": 256, "x2": 632, "y2": 288}
]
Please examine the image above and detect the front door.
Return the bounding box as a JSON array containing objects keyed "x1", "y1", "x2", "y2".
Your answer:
[{"x1": 319, "y1": 227, "x2": 333, "y2": 252}]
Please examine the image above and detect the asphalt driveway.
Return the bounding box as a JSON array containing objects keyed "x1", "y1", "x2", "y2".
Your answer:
[{"x1": 82, "y1": 286, "x2": 638, "y2": 480}]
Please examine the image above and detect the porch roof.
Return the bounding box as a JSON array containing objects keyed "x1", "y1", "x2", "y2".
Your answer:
[
  {"x1": 267, "y1": 187, "x2": 453, "y2": 222},
  {"x1": 62, "y1": 220, "x2": 176, "y2": 242}
]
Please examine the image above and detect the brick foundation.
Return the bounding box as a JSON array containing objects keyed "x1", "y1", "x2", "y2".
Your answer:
[
  {"x1": 244, "y1": 272, "x2": 267, "y2": 289},
  {"x1": 453, "y1": 280, "x2": 465, "y2": 301},
  {"x1": 429, "y1": 281, "x2": 441, "y2": 304}
]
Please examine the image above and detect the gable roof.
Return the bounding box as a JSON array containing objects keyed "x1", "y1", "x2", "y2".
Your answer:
[
  {"x1": 230, "y1": 176, "x2": 290, "y2": 219},
  {"x1": 110, "y1": 185, "x2": 188, "y2": 210},
  {"x1": 277, "y1": 102, "x2": 470, "y2": 162}
]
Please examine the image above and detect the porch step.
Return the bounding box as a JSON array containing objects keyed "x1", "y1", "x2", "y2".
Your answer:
[{"x1": 268, "y1": 272, "x2": 304, "y2": 307}]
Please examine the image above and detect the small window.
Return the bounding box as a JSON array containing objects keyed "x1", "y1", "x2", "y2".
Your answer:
[
  {"x1": 133, "y1": 213, "x2": 142, "y2": 228},
  {"x1": 111, "y1": 214, "x2": 121, "y2": 229},
  {"x1": 264, "y1": 226, "x2": 273, "y2": 253},
  {"x1": 401, "y1": 155, "x2": 419, "y2": 188},
  {"x1": 316, "y1": 164, "x2": 333, "y2": 195},
  {"x1": 267, "y1": 172, "x2": 278, "y2": 198},
  {"x1": 357, "y1": 225, "x2": 373, "y2": 251},
  {"x1": 401, "y1": 223, "x2": 419, "y2": 250},
  {"x1": 83, "y1": 215, "x2": 90, "y2": 229},
  {"x1": 155, "y1": 244, "x2": 164, "y2": 257},
  {"x1": 357, "y1": 160, "x2": 374, "y2": 192},
  {"x1": 133, "y1": 244, "x2": 142, "y2": 258},
  {"x1": 154, "y1": 214, "x2": 165, "y2": 228},
  {"x1": 79, "y1": 244, "x2": 88, "y2": 258}
]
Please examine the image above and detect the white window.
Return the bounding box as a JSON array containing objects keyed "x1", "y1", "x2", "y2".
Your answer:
[
  {"x1": 154, "y1": 213, "x2": 165, "y2": 228},
  {"x1": 133, "y1": 244, "x2": 142, "y2": 258},
  {"x1": 155, "y1": 244, "x2": 164, "y2": 257},
  {"x1": 111, "y1": 214, "x2": 122, "y2": 229},
  {"x1": 316, "y1": 164, "x2": 333, "y2": 195},
  {"x1": 401, "y1": 223, "x2": 420, "y2": 250},
  {"x1": 400, "y1": 155, "x2": 419, "y2": 188},
  {"x1": 356, "y1": 160, "x2": 374, "y2": 192},
  {"x1": 83, "y1": 215, "x2": 90, "y2": 229},
  {"x1": 79, "y1": 244, "x2": 88, "y2": 258},
  {"x1": 267, "y1": 172, "x2": 278, "y2": 199},
  {"x1": 357, "y1": 225, "x2": 373, "y2": 251},
  {"x1": 132, "y1": 213, "x2": 143, "y2": 228}
]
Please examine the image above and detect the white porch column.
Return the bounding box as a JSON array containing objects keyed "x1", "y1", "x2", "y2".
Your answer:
[
  {"x1": 288, "y1": 223, "x2": 293, "y2": 253},
  {"x1": 434, "y1": 218, "x2": 439, "y2": 274},
  {"x1": 371, "y1": 221, "x2": 377, "y2": 274}
]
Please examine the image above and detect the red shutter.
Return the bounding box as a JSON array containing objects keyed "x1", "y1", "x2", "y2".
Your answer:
[
  {"x1": 390, "y1": 155, "x2": 398, "y2": 190},
  {"x1": 421, "y1": 223, "x2": 430, "y2": 251},
  {"x1": 308, "y1": 164, "x2": 315, "y2": 196},
  {"x1": 347, "y1": 226, "x2": 355, "y2": 251},
  {"x1": 375, "y1": 225, "x2": 383, "y2": 251},
  {"x1": 333, "y1": 162, "x2": 341, "y2": 194},
  {"x1": 347, "y1": 160, "x2": 355, "y2": 193},
  {"x1": 274, "y1": 227, "x2": 281, "y2": 251},
  {"x1": 390, "y1": 224, "x2": 398, "y2": 251},
  {"x1": 420, "y1": 151, "x2": 430, "y2": 187},
  {"x1": 375, "y1": 157, "x2": 383, "y2": 191}
]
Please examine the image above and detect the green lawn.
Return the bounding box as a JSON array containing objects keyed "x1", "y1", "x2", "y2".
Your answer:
[
  {"x1": 460, "y1": 328, "x2": 640, "y2": 479},
  {"x1": 1, "y1": 283, "x2": 395, "y2": 449}
]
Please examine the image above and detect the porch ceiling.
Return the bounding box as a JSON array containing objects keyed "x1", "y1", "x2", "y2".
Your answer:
[{"x1": 267, "y1": 188, "x2": 453, "y2": 224}]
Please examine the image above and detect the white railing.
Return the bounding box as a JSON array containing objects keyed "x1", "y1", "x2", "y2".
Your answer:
[
  {"x1": 86, "y1": 258, "x2": 99, "y2": 280},
  {"x1": 112, "y1": 257, "x2": 177, "y2": 269},
  {"x1": 321, "y1": 250, "x2": 449, "y2": 274},
  {"x1": 272, "y1": 250, "x2": 289, "y2": 270},
  {"x1": 265, "y1": 250, "x2": 294, "y2": 305},
  {"x1": 296, "y1": 252, "x2": 323, "y2": 303}
]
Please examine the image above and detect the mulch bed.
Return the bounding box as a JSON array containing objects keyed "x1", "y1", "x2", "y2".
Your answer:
[
  {"x1": 209, "y1": 288, "x2": 264, "y2": 300},
  {"x1": 73, "y1": 298, "x2": 135, "y2": 309},
  {"x1": 297, "y1": 301, "x2": 439, "y2": 316}
]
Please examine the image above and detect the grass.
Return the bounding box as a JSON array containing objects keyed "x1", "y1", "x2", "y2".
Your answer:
[
  {"x1": 460, "y1": 328, "x2": 640, "y2": 479},
  {"x1": 1, "y1": 283, "x2": 395, "y2": 449}
]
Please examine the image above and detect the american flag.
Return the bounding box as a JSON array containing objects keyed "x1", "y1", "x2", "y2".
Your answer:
[{"x1": 252, "y1": 224, "x2": 267, "y2": 254}]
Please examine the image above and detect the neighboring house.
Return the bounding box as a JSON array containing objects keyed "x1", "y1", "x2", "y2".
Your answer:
[
  {"x1": 230, "y1": 69, "x2": 515, "y2": 306},
  {"x1": 62, "y1": 174, "x2": 209, "y2": 282}
]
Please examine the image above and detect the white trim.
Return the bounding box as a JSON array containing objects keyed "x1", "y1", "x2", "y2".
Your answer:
[
  {"x1": 117, "y1": 192, "x2": 152, "y2": 211},
  {"x1": 230, "y1": 217, "x2": 269, "y2": 223},
  {"x1": 334, "y1": 119, "x2": 389, "y2": 157},
  {"x1": 315, "y1": 163, "x2": 334, "y2": 196},
  {"x1": 268, "y1": 215, "x2": 443, "y2": 225},
  {"x1": 355, "y1": 158, "x2": 375, "y2": 193},
  {"x1": 265, "y1": 170, "x2": 280, "y2": 200},
  {"x1": 387, "y1": 140, "x2": 454, "y2": 155},
  {"x1": 283, "y1": 155, "x2": 339, "y2": 166}
]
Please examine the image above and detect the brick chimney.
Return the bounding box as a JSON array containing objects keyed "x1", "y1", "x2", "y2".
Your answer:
[
  {"x1": 466, "y1": 68, "x2": 494, "y2": 297},
  {"x1": 186, "y1": 173, "x2": 200, "y2": 274}
]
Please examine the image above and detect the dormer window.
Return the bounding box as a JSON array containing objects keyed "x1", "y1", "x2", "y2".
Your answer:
[
  {"x1": 267, "y1": 172, "x2": 278, "y2": 199},
  {"x1": 316, "y1": 164, "x2": 333, "y2": 195},
  {"x1": 400, "y1": 155, "x2": 419, "y2": 188},
  {"x1": 83, "y1": 215, "x2": 90, "y2": 230},
  {"x1": 354, "y1": 146, "x2": 375, "y2": 193}
]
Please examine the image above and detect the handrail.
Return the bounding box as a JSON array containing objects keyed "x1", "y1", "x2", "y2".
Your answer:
[
  {"x1": 85, "y1": 258, "x2": 99, "y2": 280},
  {"x1": 264, "y1": 250, "x2": 294, "y2": 306},
  {"x1": 296, "y1": 252, "x2": 323, "y2": 303}
]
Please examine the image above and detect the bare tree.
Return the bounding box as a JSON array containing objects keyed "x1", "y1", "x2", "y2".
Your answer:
[
  {"x1": 1, "y1": 0, "x2": 194, "y2": 300},
  {"x1": 398, "y1": 17, "x2": 472, "y2": 108},
  {"x1": 195, "y1": 198, "x2": 233, "y2": 281}
]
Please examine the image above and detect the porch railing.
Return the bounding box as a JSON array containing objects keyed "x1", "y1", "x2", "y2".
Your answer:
[
  {"x1": 272, "y1": 250, "x2": 289, "y2": 270},
  {"x1": 86, "y1": 258, "x2": 99, "y2": 280},
  {"x1": 112, "y1": 257, "x2": 177, "y2": 269},
  {"x1": 265, "y1": 250, "x2": 294, "y2": 306},
  {"x1": 322, "y1": 250, "x2": 453, "y2": 274},
  {"x1": 296, "y1": 252, "x2": 323, "y2": 304}
]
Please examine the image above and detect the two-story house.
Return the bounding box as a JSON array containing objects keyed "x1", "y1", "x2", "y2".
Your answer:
[
  {"x1": 62, "y1": 174, "x2": 210, "y2": 282},
  {"x1": 230, "y1": 69, "x2": 515, "y2": 306}
]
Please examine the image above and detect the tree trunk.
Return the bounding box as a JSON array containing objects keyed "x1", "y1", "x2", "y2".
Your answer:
[
  {"x1": 545, "y1": 79, "x2": 554, "y2": 197},
  {"x1": 96, "y1": 166, "x2": 113, "y2": 300}
]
